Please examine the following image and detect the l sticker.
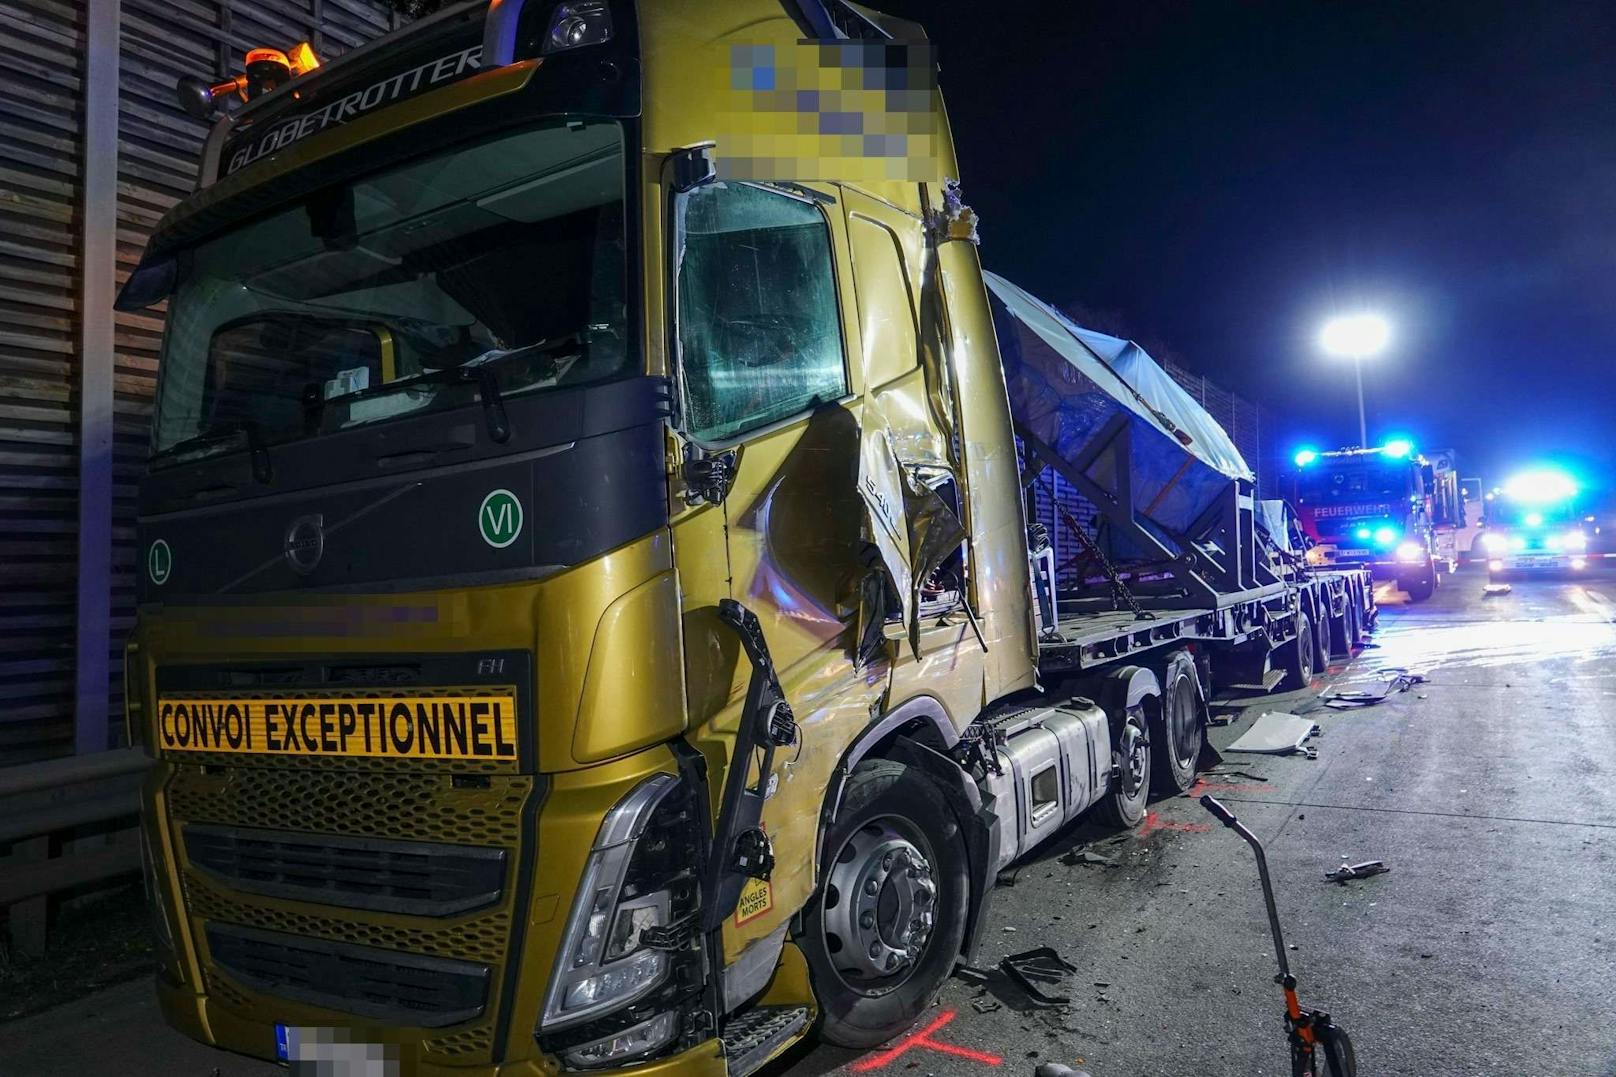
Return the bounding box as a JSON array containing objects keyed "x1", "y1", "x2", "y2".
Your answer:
[{"x1": 478, "y1": 489, "x2": 523, "y2": 549}]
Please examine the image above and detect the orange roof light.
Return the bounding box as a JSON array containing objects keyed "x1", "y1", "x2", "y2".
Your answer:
[
  {"x1": 287, "y1": 41, "x2": 321, "y2": 75},
  {"x1": 244, "y1": 47, "x2": 290, "y2": 67}
]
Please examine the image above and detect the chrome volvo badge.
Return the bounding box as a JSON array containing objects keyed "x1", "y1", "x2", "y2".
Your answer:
[{"x1": 284, "y1": 514, "x2": 325, "y2": 575}]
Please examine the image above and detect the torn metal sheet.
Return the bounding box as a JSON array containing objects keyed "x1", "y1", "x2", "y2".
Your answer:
[
  {"x1": 857, "y1": 420, "x2": 913, "y2": 633},
  {"x1": 1226, "y1": 712, "x2": 1320, "y2": 756},
  {"x1": 1320, "y1": 668, "x2": 1427, "y2": 709}
]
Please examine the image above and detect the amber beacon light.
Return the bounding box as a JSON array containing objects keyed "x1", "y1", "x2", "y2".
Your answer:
[{"x1": 176, "y1": 41, "x2": 321, "y2": 120}]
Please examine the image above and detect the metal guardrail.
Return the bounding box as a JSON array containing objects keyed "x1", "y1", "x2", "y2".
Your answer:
[{"x1": 1, "y1": 748, "x2": 149, "y2": 954}]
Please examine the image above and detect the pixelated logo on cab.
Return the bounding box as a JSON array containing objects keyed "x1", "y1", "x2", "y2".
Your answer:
[{"x1": 719, "y1": 41, "x2": 942, "y2": 183}]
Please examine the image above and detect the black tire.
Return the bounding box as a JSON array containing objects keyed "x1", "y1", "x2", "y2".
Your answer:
[
  {"x1": 1280, "y1": 611, "x2": 1316, "y2": 691},
  {"x1": 1312, "y1": 602, "x2": 1333, "y2": 669},
  {"x1": 1150, "y1": 652, "x2": 1204, "y2": 795},
  {"x1": 1401, "y1": 568, "x2": 1435, "y2": 601},
  {"x1": 799, "y1": 760, "x2": 970, "y2": 1049},
  {"x1": 1095, "y1": 707, "x2": 1152, "y2": 828},
  {"x1": 1345, "y1": 592, "x2": 1364, "y2": 650}
]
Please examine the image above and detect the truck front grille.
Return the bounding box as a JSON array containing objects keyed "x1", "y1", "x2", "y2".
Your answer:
[
  {"x1": 184, "y1": 824, "x2": 506, "y2": 916},
  {"x1": 168, "y1": 766, "x2": 541, "y2": 1061},
  {"x1": 205, "y1": 922, "x2": 490, "y2": 1028}
]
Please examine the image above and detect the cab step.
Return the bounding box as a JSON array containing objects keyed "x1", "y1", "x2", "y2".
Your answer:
[{"x1": 722, "y1": 1005, "x2": 810, "y2": 1077}]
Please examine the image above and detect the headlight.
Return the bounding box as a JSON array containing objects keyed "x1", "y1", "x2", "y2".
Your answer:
[
  {"x1": 1395, "y1": 542, "x2": 1424, "y2": 562},
  {"x1": 1509, "y1": 535, "x2": 1527, "y2": 551},
  {"x1": 1546, "y1": 535, "x2": 1563, "y2": 551},
  {"x1": 1373, "y1": 526, "x2": 1399, "y2": 547},
  {"x1": 1481, "y1": 532, "x2": 1504, "y2": 552},
  {"x1": 1564, "y1": 531, "x2": 1588, "y2": 551},
  {"x1": 542, "y1": 776, "x2": 679, "y2": 1031}
]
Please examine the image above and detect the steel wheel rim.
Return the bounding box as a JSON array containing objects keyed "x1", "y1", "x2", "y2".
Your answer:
[
  {"x1": 1118, "y1": 718, "x2": 1148, "y2": 798},
  {"x1": 822, "y1": 815, "x2": 938, "y2": 996},
  {"x1": 1298, "y1": 618, "x2": 1314, "y2": 680}
]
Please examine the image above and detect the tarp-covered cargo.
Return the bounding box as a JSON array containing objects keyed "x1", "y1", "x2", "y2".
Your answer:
[{"x1": 986, "y1": 271, "x2": 1266, "y2": 601}]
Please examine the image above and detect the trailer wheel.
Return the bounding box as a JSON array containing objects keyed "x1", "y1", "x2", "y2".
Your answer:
[
  {"x1": 800, "y1": 760, "x2": 970, "y2": 1049},
  {"x1": 1344, "y1": 593, "x2": 1364, "y2": 650},
  {"x1": 1328, "y1": 600, "x2": 1352, "y2": 660},
  {"x1": 1149, "y1": 652, "x2": 1203, "y2": 795},
  {"x1": 1280, "y1": 611, "x2": 1316, "y2": 690},
  {"x1": 1096, "y1": 708, "x2": 1151, "y2": 829},
  {"x1": 1312, "y1": 602, "x2": 1333, "y2": 670}
]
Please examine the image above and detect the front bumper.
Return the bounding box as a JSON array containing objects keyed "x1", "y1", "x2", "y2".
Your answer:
[{"x1": 155, "y1": 977, "x2": 727, "y2": 1077}]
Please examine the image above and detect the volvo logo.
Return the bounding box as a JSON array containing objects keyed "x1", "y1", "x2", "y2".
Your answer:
[{"x1": 284, "y1": 514, "x2": 325, "y2": 575}]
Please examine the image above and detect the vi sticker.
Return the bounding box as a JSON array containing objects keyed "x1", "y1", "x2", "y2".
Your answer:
[{"x1": 478, "y1": 489, "x2": 523, "y2": 549}]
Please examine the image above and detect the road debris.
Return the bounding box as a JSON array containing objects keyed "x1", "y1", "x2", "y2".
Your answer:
[
  {"x1": 1059, "y1": 847, "x2": 1116, "y2": 867},
  {"x1": 1033, "y1": 1064, "x2": 1094, "y2": 1077},
  {"x1": 1319, "y1": 668, "x2": 1428, "y2": 708},
  {"x1": 1226, "y1": 711, "x2": 1320, "y2": 756},
  {"x1": 971, "y1": 996, "x2": 1003, "y2": 1014},
  {"x1": 1000, "y1": 946, "x2": 1078, "y2": 1008},
  {"x1": 1325, "y1": 860, "x2": 1391, "y2": 883},
  {"x1": 1483, "y1": 583, "x2": 1512, "y2": 596}
]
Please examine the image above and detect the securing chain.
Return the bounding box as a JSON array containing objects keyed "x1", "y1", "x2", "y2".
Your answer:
[{"x1": 1035, "y1": 473, "x2": 1154, "y2": 621}]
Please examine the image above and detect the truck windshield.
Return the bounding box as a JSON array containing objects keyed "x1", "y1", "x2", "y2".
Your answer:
[
  {"x1": 1298, "y1": 460, "x2": 1410, "y2": 503},
  {"x1": 151, "y1": 119, "x2": 630, "y2": 460}
]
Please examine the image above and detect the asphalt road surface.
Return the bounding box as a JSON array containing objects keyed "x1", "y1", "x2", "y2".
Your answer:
[{"x1": 6, "y1": 570, "x2": 1616, "y2": 1076}]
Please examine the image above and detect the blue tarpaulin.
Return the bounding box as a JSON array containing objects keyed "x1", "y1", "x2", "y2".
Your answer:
[{"x1": 986, "y1": 271, "x2": 1249, "y2": 543}]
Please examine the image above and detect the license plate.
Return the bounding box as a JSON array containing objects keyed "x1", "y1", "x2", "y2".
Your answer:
[
  {"x1": 1514, "y1": 556, "x2": 1558, "y2": 568},
  {"x1": 155, "y1": 689, "x2": 518, "y2": 762},
  {"x1": 276, "y1": 1024, "x2": 398, "y2": 1071}
]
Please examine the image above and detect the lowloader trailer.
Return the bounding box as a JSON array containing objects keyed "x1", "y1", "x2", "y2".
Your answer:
[{"x1": 119, "y1": 3, "x2": 1375, "y2": 1074}]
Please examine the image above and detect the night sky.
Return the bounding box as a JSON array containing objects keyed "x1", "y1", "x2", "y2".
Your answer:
[{"x1": 881, "y1": 0, "x2": 1616, "y2": 505}]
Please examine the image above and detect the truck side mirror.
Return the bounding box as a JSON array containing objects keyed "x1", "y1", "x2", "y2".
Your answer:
[{"x1": 670, "y1": 144, "x2": 717, "y2": 193}]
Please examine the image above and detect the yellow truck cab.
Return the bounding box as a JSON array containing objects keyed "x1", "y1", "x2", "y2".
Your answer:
[
  {"x1": 122, "y1": 2, "x2": 1375, "y2": 1073},
  {"x1": 125, "y1": 2, "x2": 1046, "y2": 1071}
]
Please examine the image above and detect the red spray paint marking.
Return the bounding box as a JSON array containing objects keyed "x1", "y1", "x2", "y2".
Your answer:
[
  {"x1": 1189, "y1": 777, "x2": 1277, "y2": 795},
  {"x1": 1137, "y1": 809, "x2": 1212, "y2": 838},
  {"x1": 850, "y1": 1009, "x2": 1003, "y2": 1072}
]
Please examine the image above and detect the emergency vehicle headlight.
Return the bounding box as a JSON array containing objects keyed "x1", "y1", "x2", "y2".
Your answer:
[
  {"x1": 1509, "y1": 535, "x2": 1527, "y2": 551},
  {"x1": 543, "y1": 1, "x2": 614, "y2": 54},
  {"x1": 1546, "y1": 534, "x2": 1563, "y2": 551},
  {"x1": 1373, "y1": 526, "x2": 1398, "y2": 547},
  {"x1": 1563, "y1": 531, "x2": 1587, "y2": 551},
  {"x1": 563, "y1": 1011, "x2": 678, "y2": 1069},
  {"x1": 1488, "y1": 559, "x2": 1505, "y2": 572},
  {"x1": 1481, "y1": 532, "x2": 1505, "y2": 552},
  {"x1": 541, "y1": 775, "x2": 678, "y2": 1031},
  {"x1": 1572, "y1": 557, "x2": 1588, "y2": 570},
  {"x1": 1396, "y1": 542, "x2": 1423, "y2": 562}
]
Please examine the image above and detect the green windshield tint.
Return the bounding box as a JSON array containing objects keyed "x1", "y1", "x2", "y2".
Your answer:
[{"x1": 152, "y1": 120, "x2": 630, "y2": 456}]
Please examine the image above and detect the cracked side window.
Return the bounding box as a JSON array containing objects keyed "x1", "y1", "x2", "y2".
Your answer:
[{"x1": 675, "y1": 183, "x2": 846, "y2": 442}]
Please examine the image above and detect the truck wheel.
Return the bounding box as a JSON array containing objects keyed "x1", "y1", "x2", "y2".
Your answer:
[
  {"x1": 1401, "y1": 570, "x2": 1435, "y2": 601},
  {"x1": 800, "y1": 760, "x2": 970, "y2": 1049},
  {"x1": 1149, "y1": 652, "x2": 1203, "y2": 795},
  {"x1": 1096, "y1": 708, "x2": 1151, "y2": 828},
  {"x1": 1312, "y1": 604, "x2": 1333, "y2": 669},
  {"x1": 1345, "y1": 595, "x2": 1364, "y2": 650},
  {"x1": 1280, "y1": 611, "x2": 1316, "y2": 690}
]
